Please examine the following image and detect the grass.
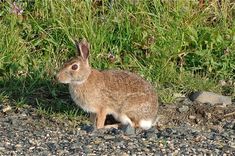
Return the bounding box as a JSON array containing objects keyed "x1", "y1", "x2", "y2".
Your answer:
[{"x1": 0, "y1": 0, "x2": 234, "y2": 117}]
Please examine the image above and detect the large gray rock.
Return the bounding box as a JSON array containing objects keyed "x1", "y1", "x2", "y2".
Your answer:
[{"x1": 189, "y1": 91, "x2": 232, "y2": 105}]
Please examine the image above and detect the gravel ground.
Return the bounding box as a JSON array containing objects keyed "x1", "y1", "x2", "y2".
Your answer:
[{"x1": 0, "y1": 101, "x2": 235, "y2": 156}]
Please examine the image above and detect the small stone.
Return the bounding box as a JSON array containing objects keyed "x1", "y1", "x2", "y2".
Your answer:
[
  {"x1": 159, "y1": 143, "x2": 164, "y2": 148},
  {"x1": 143, "y1": 127, "x2": 157, "y2": 139},
  {"x1": 93, "y1": 139, "x2": 102, "y2": 145},
  {"x1": 194, "y1": 135, "x2": 206, "y2": 142},
  {"x1": 143, "y1": 147, "x2": 150, "y2": 152},
  {"x1": 208, "y1": 132, "x2": 217, "y2": 140},
  {"x1": 104, "y1": 135, "x2": 115, "y2": 140},
  {"x1": 81, "y1": 125, "x2": 94, "y2": 133},
  {"x1": 205, "y1": 112, "x2": 212, "y2": 119},
  {"x1": 116, "y1": 140, "x2": 124, "y2": 148},
  {"x1": 21, "y1": 112, "x2": 27, "y2": 117},
  {"x1": 29, "y1": 146, "x2": 35, "y2": 150},
  {"x1": 121, "y1": 153, "x2": 129, "y2": 156},
  {"x1": 195, "y1": 118, "x2": 202, "y2": 124},
  {"x1": 189, "y1": 91, "x2": 232, "y2": 105},
  {"x1": 172, "y1": 149, "x2": 179, "y2": 155},
  {"x1": 0, "y1": 146, "x2": 5, "y2": 151},
  {"x1": 2, "y1": 105, "x2": 11, "y2": 113},
  {"x1": 15, "y1": 144, "x2": 22, "y2": 149},
  {"x1": 189, "y1": 115, "x2": 196, "y2": 120},
  {"x1": 166, "y1": 140, "x2": 174, "y2": 149},
  {"x1": 121, "y1": 124, "x2": 135, "y2": 135},
  {"x1": 166, "y1": 128, "x2": 174, "y2": 134},
  {"x1": 183, "y1": 98, "x2": 193, "y2": 105},
  {"x1": 178, "y1": 105, "x2": 189, "y2": 113},
  {"x1": 105, "y1": 127, "x2": 121, "y2": 135},
  {"x1": 160, "y1": 148, "x2": 166, "y2": 153}
]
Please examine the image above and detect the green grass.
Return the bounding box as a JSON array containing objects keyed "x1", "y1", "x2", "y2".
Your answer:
[{"x1": 0, "y1": 0, "x2": 234, "y2": 117}]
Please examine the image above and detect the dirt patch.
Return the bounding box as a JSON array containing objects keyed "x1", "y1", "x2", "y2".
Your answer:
[{"x1": 158, "y1": 101, "x2": 235, "y2": 130}]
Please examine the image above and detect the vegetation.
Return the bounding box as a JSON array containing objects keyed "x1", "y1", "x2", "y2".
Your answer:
[{"x1": 0, "y1": 0, "x2": 234, "y2": 117}]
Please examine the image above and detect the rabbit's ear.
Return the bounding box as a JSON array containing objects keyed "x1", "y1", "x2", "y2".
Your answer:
[{"x1": 75, "y1": 39, "x2": 90, "y2": 60}]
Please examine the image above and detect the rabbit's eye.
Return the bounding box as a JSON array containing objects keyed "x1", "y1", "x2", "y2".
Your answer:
[{"x1": 71, "y1": 64, "x2": 78, "y2": 70}]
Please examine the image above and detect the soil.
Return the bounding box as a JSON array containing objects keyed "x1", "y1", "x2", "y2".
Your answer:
[{"x1": 157, "y1": 100, "x2": 235, "y2": 130}]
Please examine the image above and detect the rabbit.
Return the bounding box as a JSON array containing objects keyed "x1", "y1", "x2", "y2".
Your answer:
[{"x1": 56, "y1": 39, "x2": 159, "y2": 130}]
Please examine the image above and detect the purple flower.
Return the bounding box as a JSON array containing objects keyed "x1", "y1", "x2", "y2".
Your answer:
[{"x1": 11, "y1": 2, "x2": 23, "y2": 15}]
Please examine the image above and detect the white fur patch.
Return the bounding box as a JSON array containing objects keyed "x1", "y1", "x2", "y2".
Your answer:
[
  {"x1": 72, "y1": 79, "x2": 86, "y2": 85},
  {"x1": 139, "y1": 120, "x2": 152, "y2": 130},
  {"x1": 59, "y1": 80, "x2": 71, "y2": 84}
]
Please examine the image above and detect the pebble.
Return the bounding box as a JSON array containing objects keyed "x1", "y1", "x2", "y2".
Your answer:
[
  {"x1": 2, "y1": 105, "x2": 12, "y2": 113},
  {"x1": 81, "y1": 125, "x2": 94, "y2": 133},
  {"x1": 189, "y1": 115, "x2": 196, "y2": 120},
  {"x1": 121, "y1": 124, "x2": 135, "y2": 136},
  {"x1": 0, "y1": 147, "x2": 5, "y2": 151},
  {"x1": 178, "y1": 105, "x2": 189, "y2": 113},
  {"x1": 194, "y1": 135, "x2": 206, "y2": 142},
  {"x1": 183, "y1": 98, "x2": 193, "y2": 105}
]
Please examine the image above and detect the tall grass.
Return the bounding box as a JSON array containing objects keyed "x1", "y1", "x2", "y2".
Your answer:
[{"x1": 0, "y1": 0, "x2": 234, "y2": 115}]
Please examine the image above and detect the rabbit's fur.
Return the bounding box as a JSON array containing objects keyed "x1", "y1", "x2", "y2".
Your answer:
[{"x1": 56, "y1": 39, "x2": 159, "y2": 129}]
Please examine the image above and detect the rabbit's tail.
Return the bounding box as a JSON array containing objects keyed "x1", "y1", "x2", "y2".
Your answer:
[{"x1": 138, "y1": 113, "x2": 159, "y2": 130}]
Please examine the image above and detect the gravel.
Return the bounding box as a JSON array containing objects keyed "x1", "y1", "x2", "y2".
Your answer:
[{"x1": 0, "y1": 103, "x2": 235, "y2": 155}]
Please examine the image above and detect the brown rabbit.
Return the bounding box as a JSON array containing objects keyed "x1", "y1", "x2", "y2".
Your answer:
[{"x1": 56, "y1": 39, "x2": 159, "y2": 130}]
